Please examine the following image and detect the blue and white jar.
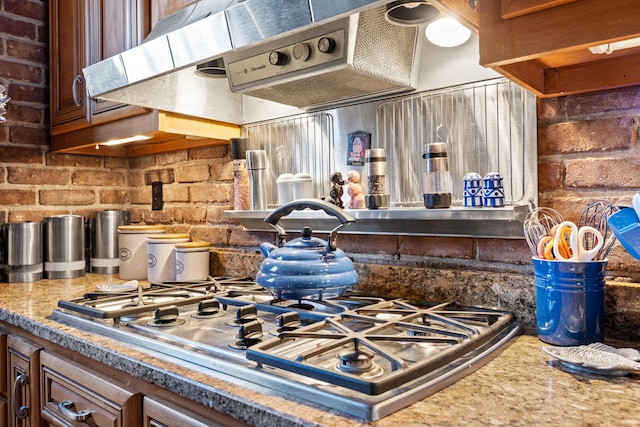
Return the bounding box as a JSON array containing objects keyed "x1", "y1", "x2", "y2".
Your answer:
[
  {"x1": 463, "y1": 172, "x2": 483, "y2": 207},
  {"x1": 483, "y1": 172, "x2": 505, "y2": 207}
]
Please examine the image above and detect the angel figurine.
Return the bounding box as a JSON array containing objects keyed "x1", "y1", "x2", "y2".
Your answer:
[
  {"x1": 347, "y1": 170, "x2": 365, "y2": 209},
  {"x1": 0, "y1": 83, "x2": 10, "y2": 122}
]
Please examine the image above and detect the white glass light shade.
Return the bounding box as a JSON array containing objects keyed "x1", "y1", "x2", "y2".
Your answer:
[{"x1": 425, "y1": 17, "x2": 471, "y2": 47}]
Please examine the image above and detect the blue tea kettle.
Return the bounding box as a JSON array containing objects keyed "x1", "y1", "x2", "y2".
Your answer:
[{"x1": 256, "y1": 199, "x2": 358, "y2": 300}]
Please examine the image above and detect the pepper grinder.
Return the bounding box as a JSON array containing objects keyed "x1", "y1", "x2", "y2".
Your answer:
[
  {"x1": 423, "y1": 142, "x2": 452, "y2": 208},
  {"x1": 246, "y1": 150, "x2": 268, "y2": 210},
  {"x1": 364, "y1": 148, "x2": 390, "y2": 209}
]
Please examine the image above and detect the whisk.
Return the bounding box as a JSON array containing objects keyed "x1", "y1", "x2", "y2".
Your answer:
[
  {"x1": 578, "y1": 199, "x2": 620, "y2": 260},
  {"x1": 523, "y1": 207, "x2": 564, "y2": 256}
]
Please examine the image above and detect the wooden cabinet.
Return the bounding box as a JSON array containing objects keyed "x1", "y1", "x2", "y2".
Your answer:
[
  {"x1": 40, "y1": 351, "x2": 141, "y2": 426},
  {"x1": 475, "y1": 0, "x2": 640, "y2": 97},
  {"x1": 143, "y1": 396, "x2": 228, "y2": 427},
  {"x1": 49, "y1": 0, "x2": 150, "y2": 133},
  {"x1": 1, "y1": 329, "x2": 7, "y2": 427},
  {"x1": 7, "y1": 335, "x2": 42, "y2": 427}
]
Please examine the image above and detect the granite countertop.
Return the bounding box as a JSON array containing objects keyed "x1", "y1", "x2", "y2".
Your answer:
[{"x1": 1, "y1": 274, "x2": 639, "y2": 426}]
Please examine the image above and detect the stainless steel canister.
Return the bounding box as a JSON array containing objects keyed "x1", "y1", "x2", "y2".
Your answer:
[
  {"x1": 1, "y1": 221, "x2": 43, "y2": 283},
  {"x1": 90, "y1": 210, "x2": 131, "y2": 274},
  {"x1": 364, "y1": 148, "x2": 390, "y2": 209},
  {"x1": 246, "y1": 150, "x2": 268, "y2": 210},
  {"x1": 44, "y1": 214, "x2": 86, "y2": 279}
]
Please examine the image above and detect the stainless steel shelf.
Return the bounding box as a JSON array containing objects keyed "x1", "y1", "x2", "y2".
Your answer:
[{"x1": 224, "y1": 205, "x2": 530, "y2": 238}]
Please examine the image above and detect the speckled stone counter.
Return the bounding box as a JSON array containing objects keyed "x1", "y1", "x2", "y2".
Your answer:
[{"x1": 1, "y1": 274, "x2": 639, "y2": 426}]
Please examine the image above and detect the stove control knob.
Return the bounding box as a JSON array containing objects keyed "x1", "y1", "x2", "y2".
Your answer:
[
  {"x1": 238, "y1": 320, "x2": 263, "y2": 341},
  {"x1": 197, "y1": 298, "x2": 220, "y2": 316},
  {"x1": 318, "y1": 37, "x2": 336, "y2": 54},
  {"x1": 235, "y1": 304, "x2": 258, "y2": 324},
  {"x1": 268, "y1": 50, "x2": 287, "y2": 66},
  {"x1": 276, "y1": 312, "x2": 301, "y2": 333},
  {"x1": 154, "y1": 305, "x2": 179, "y2": 324}
]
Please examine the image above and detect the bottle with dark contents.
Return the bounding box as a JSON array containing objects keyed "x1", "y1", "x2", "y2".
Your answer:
[
  {"x1": 423, "y1": 142, "x2": 452, "y2": 208},
  {"x1": 364, "y1": 148, "x2": 390, "y2": 209}
]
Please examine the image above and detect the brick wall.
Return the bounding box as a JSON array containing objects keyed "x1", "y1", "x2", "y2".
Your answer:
[{"x1": 2, "y1": 0, "x2": 640, "y2": 279}]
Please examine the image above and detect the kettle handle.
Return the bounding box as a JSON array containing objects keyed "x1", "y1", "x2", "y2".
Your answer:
[{"x1": 264, "y1": 198, "x2": 355, "y2": 251}]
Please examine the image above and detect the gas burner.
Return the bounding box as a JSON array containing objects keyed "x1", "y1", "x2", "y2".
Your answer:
[
  {"x1": 146, "y1": 305, "x2": 186, "y2": 328},
  {"x1": 335, "y1": 346, "x2": 383, "y2": 379},
  {"x1": 229, "y1": 320, "x2": 263, "y2": 350},
  {"x1": 226, "y1": 304, "x2": 264, "y2": 327},
  {"x1": 283, "y1": 301, "x2": 316, "y2": 311},
  {"x1": 191, "y1": 298, "x2": 226, "y2": 319}
]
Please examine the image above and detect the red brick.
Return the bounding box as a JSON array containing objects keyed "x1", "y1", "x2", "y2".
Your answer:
[
  {"x1": 6, "y1": 104, "x2": 43, "y2": 124},
  {"x1": 211, "y1": 161, "x2": 234, "y2": 181},
  {"x1": 172, "y1": 206, "x2": 208, "y2": 223},
  {"x1": 190, "y1": 145, "x2": 228, "y2": 160},
  {"x1": 190, "y1": 183, "x2": 232, "y2": 203},
  {"x1": 129, "y1": 188, "x2": 149, "y2": 205},
  {"x1": 0, "y1": 125, "x2": 9, "y2": 142},
  {"x1": 46, "y1": 152, "x2": 102, "y2": 167},
  {"x1": 477, "y1": 239, "x2": 532, "y2": 264},
  {"x1": 39, "y1": 189, "x2": 95, "y2": 205},
  {"x1": 5, "y1": 0, "x2": 47, "y2": 22},
  {"x1": 566, "y1": 157, "x2": 640, "y2": 188},
  {"x1": 163, "y1": 184, "x2": 189, "y2": 202},
  {"x1": 565, "y1": 86, "x2": 640, "y2": 117},
  {"x1": 7, "y1": 167, "x2": 70, "y2": 185},
  {"x1": 10, "y1": 125, "x2": 48, "y2": 145},
  {"x1": 104, "y1": 156, "x2": 128, "y2": 169},
  {"x1": 0, "y1": 167, "x2": 5, "y2": 183},
  {"x1": 228, "y1": 227, "x2": 271, "y2": 247},
  {"x1": 8, "y1": 210, "x2": 47, "y2": 222},
  {"x1": 0, "y1": 145, "x2": 43, "y2": 163},
  {"x1": 144, "y1": 210, "x2": 173, "y2": 223},
  {"x1": 72, "y1": 170, "x2": 125, "y2": 186},
  {"x1": 0, "y1": 16, "x2": 36, "y2": 39},
  {"x1": 127, "y1": 170, "x2": 145, "y2": 187},
  {"x1": 157, "y1": 150, "x2": 188, "y2": 166},
  {"x1": 6, "y1": 84, "x2": 47, "y2": 104},
  {"x1": 207, "y1": 206, "x2": 233, "y2": 223},
  {"x1": 7, "y1": 39, "x2": 47, "y2": 63},
  {"x1": 0, "y1": 60, "x2": 42, "y2": 83},
  {"x1": 537, "y1": 97, "x2": 562, "y2": 122},
  {"x1": 0, "y1": 189, "x2": 36, "y2": 205},
  {"x1": 98, "y1": 190, "x2": 129, "y2": 205},
  {"x1": 538, "y1": 161, "x2": 563, "y2": 191},
  {"x1": 144, "y1": 168, "x2": 174, "y2": 184},
  {"x1": 128, "y1": 154, "x2": 156, "y2": 169},
  {"x1": 538, "y1": 118, "x2": 630, "y2": 155},
  {"x1": 174, "y1": 164, "x2": 210, "y2": 183}
]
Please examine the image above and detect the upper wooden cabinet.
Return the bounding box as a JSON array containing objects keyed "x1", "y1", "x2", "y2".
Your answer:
[
  {"x1": 476, "y1": 0, "x2": 640, "y2": 97},
  {"x1": 49, "y1": 0, "x2": 150, "y2": 133}
]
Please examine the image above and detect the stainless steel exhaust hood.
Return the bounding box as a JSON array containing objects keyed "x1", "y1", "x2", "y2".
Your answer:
[{"x1": 82, "y1": 0, "x2": 419, "y2": 119}]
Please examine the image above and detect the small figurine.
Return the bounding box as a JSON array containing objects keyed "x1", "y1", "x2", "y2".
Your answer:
[
  {"x1": 326, "y1": 171, "x2": 345, "y2": 208},
  {"x1": 347, "y1": 170, "x2": 365, "y2": 209}
]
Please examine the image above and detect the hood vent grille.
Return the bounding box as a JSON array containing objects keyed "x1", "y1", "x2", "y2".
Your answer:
[{"x1": 226, "y1": 7, "x2": 420, "y2": 109}]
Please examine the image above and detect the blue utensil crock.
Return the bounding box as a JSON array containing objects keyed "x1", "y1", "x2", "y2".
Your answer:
[{"x1": 533, "y1": 257, "x2": 607, "y2": 346}]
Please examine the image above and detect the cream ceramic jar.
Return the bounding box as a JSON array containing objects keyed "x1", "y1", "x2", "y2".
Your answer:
[
  {"x1": 175, "y1": 241, "x2": 211, "y2": 282},
  {"x1": 117, "y1": 225, "x2": 166, "y2": 280},
  {"x1": 147, "y1": 233, "x2": 190, "y2": 284}
]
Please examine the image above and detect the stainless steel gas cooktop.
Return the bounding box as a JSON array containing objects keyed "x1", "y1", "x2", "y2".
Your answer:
[{"x1": 51, "y1": 277, "x2": 522, "y2": 421}]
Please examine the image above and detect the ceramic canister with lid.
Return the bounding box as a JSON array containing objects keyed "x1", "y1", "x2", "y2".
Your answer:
[
  {"x1": 147, "y1": 234, "x2": 190, "y2": 284},
  {"x1": 117, "y1": 225, "x2": 167, "y2": 280},
  {"x1": 175, "y1": 241, "x2": 211, "y2": 282}
]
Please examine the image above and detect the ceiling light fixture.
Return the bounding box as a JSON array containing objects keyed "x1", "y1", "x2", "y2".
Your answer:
[
  {"x1": 385, "y1": 1, "x2": 440, "y2": 26},
  {"x1": 100, "y1": 134, "x2": 152, "y2": 147},
  {"x1": 425, "y1": 17, "x2": 472, "y2": 47},
  {"x1": 589, "y1": 36, "x2": 640, "y2": 54}
]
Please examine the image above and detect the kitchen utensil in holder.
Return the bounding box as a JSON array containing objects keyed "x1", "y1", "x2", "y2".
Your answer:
[
  {"x1": 533, "y1": 257, "x2": 606, "y2": 346},
  {"x1": 364, "y1": 148, "x2": 389, "y2": 209},
  {"x1": 423, "y1": 142, "x2": 452, "y2": 208}
]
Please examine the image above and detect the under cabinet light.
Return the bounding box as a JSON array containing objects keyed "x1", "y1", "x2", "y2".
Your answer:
[
  {"x1": 589, "y1": 36, "x2": 640, "y2": 54},
  {"x1": 100, "y1": 134, "x2": 152, "y2": 146},
  {"x1": 425, "y1": 17, "x2": 471, "y2": 47}
]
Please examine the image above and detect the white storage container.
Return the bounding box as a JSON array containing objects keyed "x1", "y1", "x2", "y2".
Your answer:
[
  {"x1": 147, "y1": 233, "x2": 190, "y2": 284},
  {"x1": 175, "y1": 241, "x2": 211, "y2": 282},
  {"x1": 117, "y1": 225, "x2": 166, "y2": 280}
]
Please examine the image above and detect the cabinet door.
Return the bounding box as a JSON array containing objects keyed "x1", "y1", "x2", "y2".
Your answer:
[
  {"x1": 143, "y1": 396, "x2": 230, "y2": 427},
  {"x1": 40, "y1": 351, "x2": 141, "y2": 427},
  {"x1": 7, "y1": 335, "x2": 42, "y2": 427},
  {"x1": 87, "y1": 0, "x2": 151, "y2": 124},
  {"x1": 49, "y1": 0, "x2": 89, "y2": 129}
]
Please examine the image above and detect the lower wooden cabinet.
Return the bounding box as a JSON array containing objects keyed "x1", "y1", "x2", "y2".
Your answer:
[
  {"x1": 40, "y1": 351, "x2": 141, "y2": 426},
  {"x1": 7, "y1": 335, "x2": 41, "y2": 427},
  {"x1": 143, "y1": 396, "x2": 228, "y2": 427}
]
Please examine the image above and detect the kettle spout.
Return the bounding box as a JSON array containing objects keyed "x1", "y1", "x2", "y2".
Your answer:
[{"x1": 259, "y1": 242, "x2": 277, "y2": 258}]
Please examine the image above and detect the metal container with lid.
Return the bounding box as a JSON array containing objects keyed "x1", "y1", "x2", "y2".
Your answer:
[
  {"x1": 90, "y1": 210, "x2": 130, "y2": 274},
  {"x1": 1, "y1": 221, "x2": 43, "y2": 283},
  {"x1": 117, "y1": 224, "x2": 167, "y2": 280},
  {"x1": 44, "y1": 214, "x2": 86, "y2": 279}
]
